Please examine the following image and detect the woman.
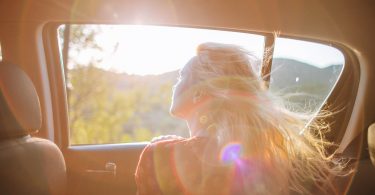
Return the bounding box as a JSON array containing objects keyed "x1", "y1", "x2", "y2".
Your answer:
[{"x1": 135, "y1": 42, "x2": 347, "y2": 195}]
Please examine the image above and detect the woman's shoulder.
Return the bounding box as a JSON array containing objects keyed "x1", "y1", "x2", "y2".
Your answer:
[
  {"x1": 141, "y1": 135, "x2": 185, "y2": 154},
  {"x1": 136, "y1": 136, "x2": 186, "y2": 172},
  {"x1": 150, "y1": 135, "x2": 185, "y2": 144},
  {"x1": 144, "y1": 135, "x2": 208, "y2": 153}
]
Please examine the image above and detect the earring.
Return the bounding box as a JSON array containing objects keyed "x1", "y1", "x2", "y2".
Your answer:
[{"x1": 199, "y1": 115, "x2": 208, "y2": 124}]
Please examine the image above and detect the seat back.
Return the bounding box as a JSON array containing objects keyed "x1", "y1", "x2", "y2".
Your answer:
[{"x1": 0, "y1": 61, "x2": 66, "y2": 195}]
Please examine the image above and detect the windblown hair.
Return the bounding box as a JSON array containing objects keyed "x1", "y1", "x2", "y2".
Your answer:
[{"x1": 188, "y1": 42, "x2": 348, "y2": 194}]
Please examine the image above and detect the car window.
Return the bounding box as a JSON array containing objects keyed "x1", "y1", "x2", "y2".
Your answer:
[
  {"x1": 57, "y1": 24, "x2": 265, "y2": 145},
  {"x1": 269, "y1": 38, "x2": 344, "y2": 112},
  {"x1": 57, "y1": 25, "x2": 344, "y2": 145}
]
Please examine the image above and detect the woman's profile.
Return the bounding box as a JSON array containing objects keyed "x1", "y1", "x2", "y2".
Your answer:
[{"x1": 135, "y1": 42, "x2": 347, "y2": 195}]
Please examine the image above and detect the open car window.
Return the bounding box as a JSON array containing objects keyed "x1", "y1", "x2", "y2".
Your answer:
[
  {"x1": 57, "y1": 24, "x2": 344, "y2": 145},
  {"x1": 269, "y1": 38, "x2": 344, "y2": 112}
]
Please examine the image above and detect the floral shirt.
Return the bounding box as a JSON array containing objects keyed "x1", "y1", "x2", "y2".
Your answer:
[{"x1": 135, "y1": 137, "x2": 269, "y2": 195}]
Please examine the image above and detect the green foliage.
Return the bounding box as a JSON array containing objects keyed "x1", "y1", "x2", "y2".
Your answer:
[
  {"x1": 68, "y1": 64, "x2": 188, "y2": 145},
  {"x1": 61, "y1": 24, "x2": 189, "y2": 145},
  {"x1": 69, "y1": 65, "x2": 133, "y2": 144}
]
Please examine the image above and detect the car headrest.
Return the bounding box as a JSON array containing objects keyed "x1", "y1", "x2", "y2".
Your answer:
[{"x1": 0, "y1": 61, "x2": 41, "y2": 140}]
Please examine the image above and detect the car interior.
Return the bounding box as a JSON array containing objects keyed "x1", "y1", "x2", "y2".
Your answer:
[{"x1": 0, "y1": 0, "x2": 374, "y2": 194}]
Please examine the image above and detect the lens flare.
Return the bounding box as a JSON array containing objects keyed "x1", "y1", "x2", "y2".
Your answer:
[{"x1": 220, "y1": 143, "x2": 243, "y2": 165}]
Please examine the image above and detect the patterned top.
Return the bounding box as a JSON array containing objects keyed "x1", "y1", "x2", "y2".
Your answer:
[{"x1": 134, "y1": 137, "x2": 273, "y2": 195}]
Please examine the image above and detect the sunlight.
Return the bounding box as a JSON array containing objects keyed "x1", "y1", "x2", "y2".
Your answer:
[
  {"x1": 71, "y1": 25, "x2": 265, "y2": 75},
  {"x1": 63, "y1": 24, "x2": 345, "y2": 145},
  {"x1": 67, "y1": 25, "x2": 344, "y2": 76}
]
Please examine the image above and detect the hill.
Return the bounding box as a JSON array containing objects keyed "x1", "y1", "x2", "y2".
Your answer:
[
  {"x1": 67, "y1": 58, "x2": 343, "y2": 144},
  {"x1": 113, "y1": 58, "x2": 342, "y2": 100}
]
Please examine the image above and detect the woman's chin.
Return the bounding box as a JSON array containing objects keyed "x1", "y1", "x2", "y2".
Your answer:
[
  {"x1": 170, "y1": 107, "x2": 187, "y2": 119},
  {"x1": 170, "y1": 110, "x2": 182, "y2": 119},
  {"x1": 169, "y1": 106, "x2": 179, "y2": 117}
]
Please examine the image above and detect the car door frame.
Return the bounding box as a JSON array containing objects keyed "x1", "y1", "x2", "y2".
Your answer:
[{"x1": 43, "y1": 22, "x2": 362, "y2": 195}]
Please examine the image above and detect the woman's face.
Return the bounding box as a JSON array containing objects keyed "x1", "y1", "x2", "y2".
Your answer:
[{"x1": 170, "y1": 57, "x2": 197, "y2": 118}]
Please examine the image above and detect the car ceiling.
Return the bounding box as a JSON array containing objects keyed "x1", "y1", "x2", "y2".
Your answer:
[{"x1": 0, "y1": 0, "x2": 374, "y2": 50}]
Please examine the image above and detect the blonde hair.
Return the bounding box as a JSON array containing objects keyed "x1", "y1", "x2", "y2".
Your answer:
[{"x1": 188, "y1": 42, "x2": 348, "y2": 194}]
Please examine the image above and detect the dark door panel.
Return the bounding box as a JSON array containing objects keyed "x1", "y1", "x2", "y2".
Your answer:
[{"x1": 63, "y1": 143, "x2": 146, "y2": 195}]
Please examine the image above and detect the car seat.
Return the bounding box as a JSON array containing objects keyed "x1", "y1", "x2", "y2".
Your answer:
[{"x1": 0, "y1": 61, "x2": 66, "y2": 195}]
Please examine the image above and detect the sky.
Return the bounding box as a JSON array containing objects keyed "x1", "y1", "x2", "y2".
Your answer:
[{"x1": 68, "y1": 25, "x2": 345, "y2": 75}]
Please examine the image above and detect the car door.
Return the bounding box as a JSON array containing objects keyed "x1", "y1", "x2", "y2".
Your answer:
[{"x1": 43, "y1": 22, "x2": 361, "y2": 195}]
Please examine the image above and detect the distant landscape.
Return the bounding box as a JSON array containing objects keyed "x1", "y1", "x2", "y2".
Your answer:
[
  {"x1": 270, "y1": 58, "x2": 342, "y2": 111},
  {"x1": 68, "y1": 58, "x2": 343, "y2": 144}
]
